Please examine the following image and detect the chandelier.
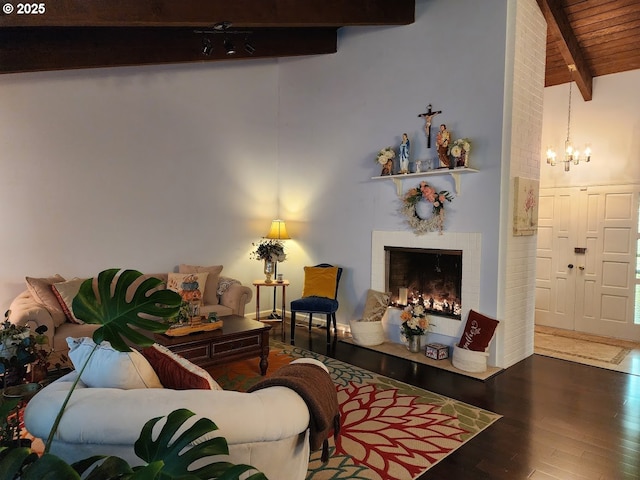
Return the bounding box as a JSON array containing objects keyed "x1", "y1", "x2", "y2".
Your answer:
[{"x1": 546, "y1": 66, "x2": 591, "y2": 172}]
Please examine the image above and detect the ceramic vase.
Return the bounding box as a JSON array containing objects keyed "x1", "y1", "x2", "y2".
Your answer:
[
  {"x1": 263, "y1": 259, "x2": 274, "y2": 284},
  {"x1": 407, "y1": 335, "x2": 421, "y2": 353}
]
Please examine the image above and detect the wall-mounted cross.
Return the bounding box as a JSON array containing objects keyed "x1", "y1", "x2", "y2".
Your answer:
[{"x1": 417, "y1": 104, "x2": 442, "y2": 148}]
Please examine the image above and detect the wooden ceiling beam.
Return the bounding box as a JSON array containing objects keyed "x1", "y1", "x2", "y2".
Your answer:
[
  {"x1": 0, "y1": 0, "x2": 415, "y2": 27},
  {"x1": 0, "y1": 27, "x2": 338, "y2": 74},
  {"x1": 537, "y1": 0, "x2": 593, "y2": 100}
]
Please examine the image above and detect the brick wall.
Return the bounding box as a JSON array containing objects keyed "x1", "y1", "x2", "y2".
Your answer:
[{"x1": 500, "y1": 0, "x2": 546, "y2": 367}]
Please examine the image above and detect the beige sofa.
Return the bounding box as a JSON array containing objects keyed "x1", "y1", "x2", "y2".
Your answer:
[
  {"x1": 7, "y1": 266, "x2": 252, "y2": 356},
  {"x1": 25, "y1": 357, "x2": 330, "y2": 480}
]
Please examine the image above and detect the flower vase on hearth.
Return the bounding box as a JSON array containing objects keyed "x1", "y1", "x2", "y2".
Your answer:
[
  {"x1": 407, "y1": 335, "x2": 421, "y2": 353},
  {"x1": 264, "y1": 259, "x2": 274, "y2": 284}
]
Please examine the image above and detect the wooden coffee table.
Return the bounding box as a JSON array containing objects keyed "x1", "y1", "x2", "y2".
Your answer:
[{"x1": 152, "y1": 315, "x2": 272, "y2": 375}]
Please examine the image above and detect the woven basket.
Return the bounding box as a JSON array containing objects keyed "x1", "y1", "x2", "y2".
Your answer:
[
  {"x1": 349, "y1": 319, "x2": 385, "y2": 346},
  {"x1": 452, "y1": 345, "x2": 489, "y2": 373}
]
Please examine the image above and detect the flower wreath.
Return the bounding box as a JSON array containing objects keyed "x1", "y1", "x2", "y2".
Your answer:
[{"x1": 401, "y1": 181, "x2": 453, "y2": 234}]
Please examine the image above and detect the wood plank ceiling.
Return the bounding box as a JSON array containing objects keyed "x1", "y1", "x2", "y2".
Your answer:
[
  {"x1": 1, "y1": 0, "x2": 638, "y2": 103},
  {"x1": 538, "y1": 0, "x2": 640, "y2": 101}
]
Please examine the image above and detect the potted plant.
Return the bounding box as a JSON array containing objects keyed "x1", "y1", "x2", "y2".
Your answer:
[
  {"x1": 0, "y1": 313, "x2": 49, "y2": 387},
  {"x1": 0, "y1": 269, "x2": 267, "y2": 480}
]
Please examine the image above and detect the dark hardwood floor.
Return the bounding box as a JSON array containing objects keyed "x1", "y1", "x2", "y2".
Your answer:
[{"x1": 288, "y1": 324, "x2": 640, "y2": 479}]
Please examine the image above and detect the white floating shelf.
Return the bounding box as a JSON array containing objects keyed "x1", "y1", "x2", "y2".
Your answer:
[{"x1": 371, "y1": 168, "x2": 478, "y2": 195}]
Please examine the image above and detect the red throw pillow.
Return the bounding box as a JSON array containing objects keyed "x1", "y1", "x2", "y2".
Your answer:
[
  {"x1": 141, "y1": 344, "x2": 221, "y2": 390},
  {"x1": 458, "y1": 310, "x2": 499, "y2": 352}
]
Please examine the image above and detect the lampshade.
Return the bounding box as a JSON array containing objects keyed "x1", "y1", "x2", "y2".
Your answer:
[{"x1": 265, "y1": 219, "x2": 290, "y2": 240}]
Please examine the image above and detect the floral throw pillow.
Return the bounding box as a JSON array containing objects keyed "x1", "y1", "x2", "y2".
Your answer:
[
  {"x1": 458, "y1": 310, "x2": 499, "y2": 352},
  {"x1": 362, "y1": 289, "x2": 391, "y2": 322}
]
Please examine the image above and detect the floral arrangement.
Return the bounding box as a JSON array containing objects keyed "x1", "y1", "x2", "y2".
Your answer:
[
  {"x1": 400, "y1": 181, "x2": 453, "y2": 233},
  {"x1": 376, "y1": 147, "x2": 396, "y2": 165},
  {"x1": 448, "y1": 138, "x2": 471, "y2": 165},
  {"x1": 400, "y1": 304, "x2": 430, "y2": 338},
  {"x1": 250, "y1": 239, "x2": 286, "y2": 263}
]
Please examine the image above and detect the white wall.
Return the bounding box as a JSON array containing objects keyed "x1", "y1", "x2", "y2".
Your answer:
[
  {"x1": 0, "y1": 61, "x2": 281, "y2": 307},
  {"x1": 0, "y1": 0, "x2": 541, "y2": 367},
  {"x1": 541, "y1": 69, "x2": 640, "y2": 188},
  {"x1": 278, "y1": 0, "x2": 509, "y2": 326}
]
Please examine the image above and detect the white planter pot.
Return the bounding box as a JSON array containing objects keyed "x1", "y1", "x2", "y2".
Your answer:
[
  {"x1": 349, "y1": 320, "x2": 385, "y2": 346},
  {"x1": 452, "y1": 345, "x2": 489, "y2": 373}
]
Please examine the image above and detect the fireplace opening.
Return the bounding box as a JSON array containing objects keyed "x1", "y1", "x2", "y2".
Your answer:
[{"x1": 385, "y1": 246, "x2": 462, "y2": 320}]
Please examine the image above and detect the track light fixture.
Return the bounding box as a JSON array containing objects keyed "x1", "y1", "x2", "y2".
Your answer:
[
  {"x1": 224, "y1": 38, "x2": 236, "y2": 55},
  {"x1": 194, "y1": 20, "x2": 255, "y2": 57},
  {"x1": 202, "y1": 38, "x2": 213, "y2": 56}
]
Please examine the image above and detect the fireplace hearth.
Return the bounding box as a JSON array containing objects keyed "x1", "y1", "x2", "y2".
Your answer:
[{"x1": 385, "y1": 246, "x2": 462, "y2": 320}]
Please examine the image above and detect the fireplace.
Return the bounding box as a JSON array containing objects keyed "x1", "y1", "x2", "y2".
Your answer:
[
  {"x1": 385, "y1": 247, "x2": 462, "y2": 320},
  {"x1": 371, "y1": 231, "x2": 482, "y2": 339}
]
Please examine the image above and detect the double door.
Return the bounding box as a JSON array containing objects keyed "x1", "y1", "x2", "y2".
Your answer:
[{"x1": 535, "y1": 185, "x2": 640, "y2": 340}]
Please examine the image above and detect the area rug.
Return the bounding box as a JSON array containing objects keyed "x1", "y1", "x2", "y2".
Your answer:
[
  {"x1": 209, "y1": 341, "x2": 501, "y2": 480},
  {"x1": 534, "y1": 325, "x2": 638, "y2": 374},
  {"x1": 339, "y1": 337, "x2": 502, "y2": 381}
]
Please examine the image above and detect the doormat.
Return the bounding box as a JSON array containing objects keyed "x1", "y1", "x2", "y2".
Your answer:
[
  {"x1": 209, "y1": 341, "x2": 501, "y2": 480},
  {"x1": 534, "y1": 325, "x2": 635, "y2": 371}
]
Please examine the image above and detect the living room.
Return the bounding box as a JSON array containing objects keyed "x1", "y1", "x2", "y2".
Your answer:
[{"x1": 1, "y1": 0, "x2": 639, "y2": 369}]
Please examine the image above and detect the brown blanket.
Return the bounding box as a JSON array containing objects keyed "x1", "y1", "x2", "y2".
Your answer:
[{"x1": 247, "y1": 362, "x2": 340, "y2": 463}]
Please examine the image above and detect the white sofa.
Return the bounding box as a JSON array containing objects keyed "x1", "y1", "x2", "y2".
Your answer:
[
  {"x1": 24, "y1": 360, "x2": 326, "y2": 480},
  {"x1": 8, "y1": 269, "x2": 252, "y2": 357}
]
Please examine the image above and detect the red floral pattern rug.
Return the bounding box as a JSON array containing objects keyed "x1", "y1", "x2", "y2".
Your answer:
[{"x1": 208, "y1": 341, "x2": 501, "y2": 480}]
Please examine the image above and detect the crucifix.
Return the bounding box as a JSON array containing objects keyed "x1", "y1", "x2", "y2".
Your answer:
[{"x1": 417, "y1": 104, "x2": 442, "y2": 148}]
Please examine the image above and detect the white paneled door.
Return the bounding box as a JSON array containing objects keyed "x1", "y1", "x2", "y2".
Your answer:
[{"x1": 535, "y1": 185, "x2": 640, "y2": 341}]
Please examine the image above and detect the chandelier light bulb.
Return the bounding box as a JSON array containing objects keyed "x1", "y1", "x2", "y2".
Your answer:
[
  {"x1": 584, "y1": 144, "x2": 592, "y2": 162},
  {"x1": 546, "y1": 147, "x2": 557, "y2": 165}
]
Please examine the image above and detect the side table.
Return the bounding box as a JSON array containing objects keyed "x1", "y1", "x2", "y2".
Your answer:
[{"x1": 253, "y1": 280, "x2": 289, "y2": 342}]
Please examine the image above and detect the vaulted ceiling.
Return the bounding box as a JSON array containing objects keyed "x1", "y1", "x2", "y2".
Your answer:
[
  {"x1": 538, "y1": 0, "x2": 640, "y2": 101},
  {"x1": 1, "y1": 0, "x2": 638, "y2": 103}
]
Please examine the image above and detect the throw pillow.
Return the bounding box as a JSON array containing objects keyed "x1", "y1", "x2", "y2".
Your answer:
[
  {"x1": 25, "y1": 274, "x2": 67, "y2": 327},
  {"x1": 361, "y1": 289, "x2": 391, "y2": 322},
  {"x1": 302, "y1": 266, "x2": 339, "y2": 298},
  {"x1": 66, "y1": 337, "x2": 163, "y2": 389},
  {"x1": 51, "y1": 277, "x2": 88, "y2": 324},
  {"x1": 141, "y1": 343, "x2": 222, "y2": 390},
  {"x1": 178, "y1": 264, "x2": 223, "y2": 306},
  {"x1": 458, "y1": 310, "x2": 500, "y2": 352},
  {"x1": 167, "y1": 272, "x2": 209, "y2": 306}
]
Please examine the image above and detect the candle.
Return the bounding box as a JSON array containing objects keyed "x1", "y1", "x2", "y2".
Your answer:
[{"x1": 399, "y1": 287, "x2": 408, "y2": 305}]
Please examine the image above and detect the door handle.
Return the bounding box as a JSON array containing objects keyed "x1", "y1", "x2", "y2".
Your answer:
[
  {"x1": 568, "y1": 264, "x2": 574, "y2": 269},
  {"x1": 578, "y1": 266, "x2": 585, "y2": 271}
]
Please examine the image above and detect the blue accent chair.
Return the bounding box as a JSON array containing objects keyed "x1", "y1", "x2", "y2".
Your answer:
[{"x1": 290, "y1": 264, "x2": 343, "y2": 344}]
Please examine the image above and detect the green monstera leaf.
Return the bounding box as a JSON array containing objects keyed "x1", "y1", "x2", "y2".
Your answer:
[
  {"x1": 132, "y1": 408, "x2": 267, "y2": 480},
  {"x1": 72, "y1": 269, "x2": 182, "y2": 352},
  {"x1": 0, "y1": 448, "x2": 81, "y2": 480}
]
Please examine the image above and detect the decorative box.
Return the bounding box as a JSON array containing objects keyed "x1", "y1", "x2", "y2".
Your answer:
[{"x1": 425, "y1": 343, "x2": 449, "y2": 360}]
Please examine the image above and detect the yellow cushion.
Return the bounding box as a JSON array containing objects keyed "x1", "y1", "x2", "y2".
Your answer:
[{"x1": 302, "y1": 266, "x2": 339, "y2": 298}]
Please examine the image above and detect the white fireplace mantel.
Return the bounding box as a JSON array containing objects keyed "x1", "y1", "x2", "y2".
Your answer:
[{"x1": 372, "y1": 230, "x2": 481, "y2": 339}]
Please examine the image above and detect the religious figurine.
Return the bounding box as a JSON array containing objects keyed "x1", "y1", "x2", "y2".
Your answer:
[
  {"x1": 399, "y1": 133, "x2": 410, "y2": 173},
  {"x1": 380, "y1": 158, "x2": 393, "y2": 176},
  {"x1": 436, "y1": 124, "x2": 451, "y2": 168}
]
